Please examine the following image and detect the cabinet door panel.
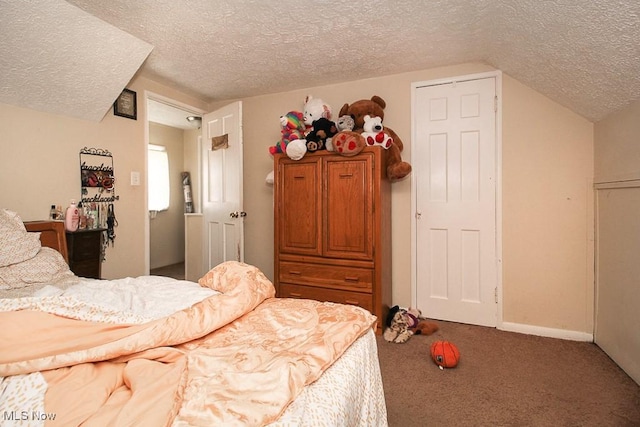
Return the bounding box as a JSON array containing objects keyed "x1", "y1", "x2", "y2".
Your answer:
[
  {"x1": 277, "y1": 158, "x2": 322, "y2": 256},
  {"x1": 323, "y1": 155, "x2": 374, "y2": 260}
]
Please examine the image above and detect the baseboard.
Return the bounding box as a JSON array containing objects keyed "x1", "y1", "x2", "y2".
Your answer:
[{"x1": 499, "y1": 322, "x2": 593, "y2": 342}]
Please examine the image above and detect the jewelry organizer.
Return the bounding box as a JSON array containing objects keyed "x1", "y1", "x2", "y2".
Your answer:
[{"x1": 79, "y1": 147, "x2": 118, "y2": 248}]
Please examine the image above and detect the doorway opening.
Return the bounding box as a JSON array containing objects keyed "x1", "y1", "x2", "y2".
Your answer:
[{"x1": 145, "y1": 93, "x2": 204, "y2": 279}]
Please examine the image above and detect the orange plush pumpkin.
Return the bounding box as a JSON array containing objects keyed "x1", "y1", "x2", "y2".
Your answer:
[{"x1": 430, "y1": 340, "x2": 461, "y2": 368}]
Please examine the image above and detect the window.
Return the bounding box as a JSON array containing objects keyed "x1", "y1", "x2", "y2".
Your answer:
[{"x1": 148, "y1": 144, "x2": 170, "y2": 211}]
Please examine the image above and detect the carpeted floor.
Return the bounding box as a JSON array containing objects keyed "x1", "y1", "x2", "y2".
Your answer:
[{"x1": 376, "y1": 320, "x2": 640, "y2": 426}]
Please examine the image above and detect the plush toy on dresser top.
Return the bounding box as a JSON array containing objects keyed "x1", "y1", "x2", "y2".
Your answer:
[
  {"x1": 303, "y1": 95, "x2": 332, "y2": 127},
  {"x1": 336, "y1": 96, "x2": 412, "y2": 181},
  {"x1": 268, "y1": 111, "x2": 308, "y2": 160},
  {"x1": 362, "y1": 115, "x2": 393, "y2": 149},
  {"x1": 282, "y1": 96, "x2": 334, "y2": 159},
  {"x1": 305, "y1": 117, "x2": 338, "y2": 152},
  {"x1": 331, "y1": 114, "x2": 365, "y2": 156},
  {"x1": 336, "y1": 115, "x2": 355, "y2": 132},
  {"x1": 301, "y1": 96, "x2": 335, "y2": 153}
]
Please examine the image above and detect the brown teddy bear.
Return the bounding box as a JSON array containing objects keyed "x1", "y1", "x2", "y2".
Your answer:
[{"x1": 336, "y1": 95, "x2": 412, "y2": 181}]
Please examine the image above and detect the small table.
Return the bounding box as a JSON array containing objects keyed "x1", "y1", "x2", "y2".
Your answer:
[{"x1": 66, "y1": 228, "x2": 106, "y2": 279}]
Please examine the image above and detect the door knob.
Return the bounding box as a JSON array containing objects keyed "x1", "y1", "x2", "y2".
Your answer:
[{"x1": 229, "y1": 211, "x2": 247, "y2": 219}]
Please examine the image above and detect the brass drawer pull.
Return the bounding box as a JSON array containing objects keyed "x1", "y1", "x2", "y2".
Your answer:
[
  {"x1": 290, "y1": 292, "x2": 303, "y2": 297},
  {"x1": 344, "y1": 276, "x2": 359, "y2": 282},
  {"x1": 345, "y1": 300, "x2": 360, "y2": 305},
  {"x1": 339, "y1": 173, "x2": 353, "y2": 178},
  {"x1": 289, "y1": 270, "x2": 302, "y2": 275}
]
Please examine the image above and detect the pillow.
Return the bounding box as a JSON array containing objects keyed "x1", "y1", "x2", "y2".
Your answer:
[
  {"x1": 0, "y1": 209, "x2": 42, "y2": 267},
  {"x1": 0, "y1": 247, "x2": 76, "y2": 290}
]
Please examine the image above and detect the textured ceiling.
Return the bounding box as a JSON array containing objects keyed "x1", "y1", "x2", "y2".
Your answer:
[
  {"x1": 2, "y1": 1, "x2": 639, "y2": 123},
  {"x1": 0, "y1": 0, "x2": 152, "y2": 122}
]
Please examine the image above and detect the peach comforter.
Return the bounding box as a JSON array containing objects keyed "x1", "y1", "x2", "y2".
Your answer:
[{"x1": 0, "y1": 261, "x2": 377, "y2": 426}]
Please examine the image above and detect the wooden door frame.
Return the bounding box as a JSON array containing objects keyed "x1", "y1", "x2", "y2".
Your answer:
[{"x1": 409, "y1": 70, "x2": 504, "y2": 327}]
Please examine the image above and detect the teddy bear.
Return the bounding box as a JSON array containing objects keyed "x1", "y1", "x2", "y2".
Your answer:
[
  {"x1": 383, "y1": 305, "x2": 439, "y2": 343},
  {"x1": 305, "y1": 117, "x2": 338, "y2": 152},
  {"x1": 336, "y1": 96, "x2": 412, "y2": 181},
  {"x1": 268, "y1": 111, "x2": 307, "y2": 158},
  {"x1": 362, "y1": 115, "x2": 393, "y2": 149},
  {"x1": 336, "y1": 115, "x2": 355, "y2": 132},
  {"x1": 328, "y1": 114, "x2": 364, "y2": 155},
  {"x1": 303, "y1": 95, "x2": 332, "y2": 128},
  {"x1": 282, "y1": 96, "x2": 333, "y2": 160}
]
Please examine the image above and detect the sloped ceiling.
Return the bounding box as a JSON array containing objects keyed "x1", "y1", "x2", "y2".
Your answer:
[
  {"x1": 0, "y1": 0, "x2": 153, "y2": 122},
  {"x1": 2, "y1": 1, "x2": 639, "y2": 123}
]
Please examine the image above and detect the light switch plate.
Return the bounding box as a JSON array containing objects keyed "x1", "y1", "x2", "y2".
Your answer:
[{"x1": 131, "y1": 171, "x2": 140, "y2": 186}]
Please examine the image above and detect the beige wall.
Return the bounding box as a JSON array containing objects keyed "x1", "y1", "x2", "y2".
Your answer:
[
  {"x1": 593, "y1": 99, "x2": 640, "y2": 384},
  {"x1": 501, "y1": 75, "x2": 594, "y2": 333},
  {"x1": 0, "y1": 75, "x2": 207, "y2": 279},
  {"x1": 148, "y1": 122, "x2": 186, "y2": 269},
  {"x1": 594, "y1": 100, "x2": 640, "y2": 182},
  {"x1": 0, "y1": 63, "x2": 595, "y2": 335},
  {"x1": 239, "y1": 65, "x2": 594, "y2": 334},
  {"x1": 241, "y1": 62, "x2": 495, "y2": 304}
]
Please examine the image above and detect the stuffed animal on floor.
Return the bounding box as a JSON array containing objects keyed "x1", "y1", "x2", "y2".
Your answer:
[
  {"x1": 405, "y1": 307, "x2": 439, "y2": 336},
  {"x1": 383, "y1": 305, "x2": 439, "y2": 344}
]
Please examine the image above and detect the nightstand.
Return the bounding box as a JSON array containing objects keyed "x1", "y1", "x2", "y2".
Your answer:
[{"x1": 66, "y1": 228, "x2": 105, "y2": 279}]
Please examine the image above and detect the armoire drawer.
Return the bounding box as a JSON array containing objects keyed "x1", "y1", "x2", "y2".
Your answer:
[
  {"x1": 279, "y1": 283, "x2": 373, "y2": 313},
  {"x1": 279, "y1": 261, "x2": 373, "y2": 292}
]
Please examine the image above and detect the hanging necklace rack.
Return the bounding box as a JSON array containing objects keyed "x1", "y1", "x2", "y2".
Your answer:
[
  {"x1": 78, "y1": 147, "x2": 119, "y2": 250},
  {"x1": 79, "y1": 147, "x2": 120, "y2": 204}
]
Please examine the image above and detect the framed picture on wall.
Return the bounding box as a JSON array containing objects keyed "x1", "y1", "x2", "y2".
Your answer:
[{"x1": 113, "y1": 88, "x2": 137, "y2": 120}]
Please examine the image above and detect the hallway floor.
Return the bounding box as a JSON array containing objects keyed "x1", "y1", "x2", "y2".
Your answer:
[{"x1": 150, "y1": 262, "x2": 185, "y2": 280}]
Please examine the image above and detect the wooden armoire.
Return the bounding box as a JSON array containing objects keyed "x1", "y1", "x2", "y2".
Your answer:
[{"x1": 274, "y1": 146, "x2": 391, "y2": 333}]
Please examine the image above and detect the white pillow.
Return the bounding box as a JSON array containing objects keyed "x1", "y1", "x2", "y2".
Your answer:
[
  {"x1": 0, "y1": 209, "x2": 42, "y2": 267},
  {"x1": 0, "y1": 247, "x2": 76, "y2": 290}
]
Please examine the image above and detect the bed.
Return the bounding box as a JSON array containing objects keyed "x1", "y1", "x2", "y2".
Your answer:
[{"x1": 0, "y1": 210, "x2": 387, "y2": 426}]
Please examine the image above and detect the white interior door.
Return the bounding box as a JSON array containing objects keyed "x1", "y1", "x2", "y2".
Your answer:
[
  {"x1": 413, "y1": 76, "x2": 498, "y2": 327},
  {"x1": 201, "y1": 101, "x2": 244, "y2": 272}
]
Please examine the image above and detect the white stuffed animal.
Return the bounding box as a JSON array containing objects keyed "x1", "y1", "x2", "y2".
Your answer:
[
  {"x1": 303, "y1": 95, "x2": 332, "y2": 127},
  {"x1": 361, "y1": 115, "x2": 393, "y2": 149}
]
